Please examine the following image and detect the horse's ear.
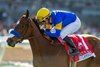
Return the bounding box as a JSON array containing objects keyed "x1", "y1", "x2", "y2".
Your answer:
[{"x1": 26, "y1": 10, "x2": 29, "y2": 18}]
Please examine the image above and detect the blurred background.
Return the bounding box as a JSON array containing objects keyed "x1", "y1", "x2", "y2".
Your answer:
[{"x1": 0, "y1": 0, "x2": 100, "y2": 67}]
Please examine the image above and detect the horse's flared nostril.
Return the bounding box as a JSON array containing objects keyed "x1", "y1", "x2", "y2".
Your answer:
[{"x1": 6, "y1": 38, "x2": 15, "y2": 47}]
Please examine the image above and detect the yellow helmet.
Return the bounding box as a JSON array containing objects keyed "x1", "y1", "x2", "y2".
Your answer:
[{"x1": 36, "y1": 7, "x2": 50, "y2": 22}]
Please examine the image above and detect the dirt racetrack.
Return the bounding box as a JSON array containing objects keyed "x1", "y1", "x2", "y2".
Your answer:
[{"x1": 3, "y1": 47, "x2": 33, "y2": 62}]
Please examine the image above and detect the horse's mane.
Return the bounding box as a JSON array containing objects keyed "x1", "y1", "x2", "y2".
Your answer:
[
  {"x1": 32, "y1": 18, "x2": 45, "y2": 35},
  {"x1": 31, "y1": 17, "x2": 57, "y2": 40}
]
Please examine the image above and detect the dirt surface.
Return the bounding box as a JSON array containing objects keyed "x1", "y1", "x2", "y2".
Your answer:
[{"x1": 3, "y1": 47, "x2": 33, "y2": 62}]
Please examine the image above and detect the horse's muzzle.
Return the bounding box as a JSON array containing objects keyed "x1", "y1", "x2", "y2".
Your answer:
[{"x1": 6, "y1": 38, "x2": 16, "y2": 47}]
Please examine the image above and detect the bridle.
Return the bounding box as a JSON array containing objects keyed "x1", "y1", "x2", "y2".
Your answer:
[
  {"x1": 11, "y1": 17, "x2": 36, "y2": 43},
  {"x1": 20, "y1": 17, "x2": 43, "y2": 40}
]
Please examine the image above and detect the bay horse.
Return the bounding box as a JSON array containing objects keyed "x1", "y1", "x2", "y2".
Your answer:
[{"x1": 7, "y1": 10, "x2": 100, "y2": 67}]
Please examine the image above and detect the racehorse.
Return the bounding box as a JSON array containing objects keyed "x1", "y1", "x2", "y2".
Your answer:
[{"x1": 7, "y1": 10, "x2": 100, "y2": 67}]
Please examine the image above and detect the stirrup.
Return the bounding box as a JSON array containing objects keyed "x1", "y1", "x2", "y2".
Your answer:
[{"x1": 70, "y1": 49, "x2": 80, "y2": 56}]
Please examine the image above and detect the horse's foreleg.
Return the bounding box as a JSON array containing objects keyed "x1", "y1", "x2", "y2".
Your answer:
[
  {"x1": 69, "y1": 60, "x2": 77, "y2": 67},
  {"x1": 69, "y1": 60, "x2": 72, "y2": 67},
  {"x1": 71, "y1": 62, "x2": 77, "y2": 67}
]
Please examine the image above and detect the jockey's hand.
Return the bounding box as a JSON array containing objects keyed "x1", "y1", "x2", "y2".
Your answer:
[
  {"x1": 44, "y1": 36, "x2": 55, "y2": 45},
  {"x1": 44, "y1": 36, "x2": 52, "y2": 41},
  {"x1": 50, "y1": 40, "x2": 55, "y2": 45}
]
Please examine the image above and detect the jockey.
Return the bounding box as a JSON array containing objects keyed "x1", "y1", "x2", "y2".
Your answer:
[{"x1": 36, "y1": 7, "x2": 81, "y2": 56}]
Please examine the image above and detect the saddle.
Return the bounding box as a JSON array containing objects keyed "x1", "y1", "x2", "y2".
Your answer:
[{"x1": 57, "y1": 34, "x2": 96, "y2": 62}]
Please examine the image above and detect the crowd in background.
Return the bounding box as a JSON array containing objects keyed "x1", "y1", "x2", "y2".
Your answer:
[{"x1": 0, "y1": 0, "x2": 100, "y2": 36}]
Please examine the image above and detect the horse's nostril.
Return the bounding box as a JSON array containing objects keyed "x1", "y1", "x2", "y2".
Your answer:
[
  {"x1": 6, "y1": 38, "x2": 15, "y2": 47},
  {"x1": 7, "y1": 38, "x2": 11, "y2": 45},
  {"x1": 7, "y1": 38, "x2": 12, "y2": 43}
]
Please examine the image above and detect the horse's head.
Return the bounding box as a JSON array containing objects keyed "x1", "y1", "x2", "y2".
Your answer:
[{"x1": 7, "y1": 10, "x2": 34, "y2": 47}]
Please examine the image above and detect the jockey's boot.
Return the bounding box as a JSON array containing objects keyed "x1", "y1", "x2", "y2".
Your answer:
[{"x1": 63, "y1": 36, "x2": 80, "y2": 56}]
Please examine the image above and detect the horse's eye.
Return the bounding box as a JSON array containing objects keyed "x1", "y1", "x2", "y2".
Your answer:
[
  {"x1": 21, "y1": 25, "x2": 24, "y2": 28},
  {"x1": 19, "y1": 24, "x2": 24, "y2": 27}
]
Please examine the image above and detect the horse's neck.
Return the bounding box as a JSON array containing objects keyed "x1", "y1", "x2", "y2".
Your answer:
[
  {"x1": 28, "y1": 35, "x2": 59, "y2": 55},
  {"x1": 27, "y1": 19, "x2": 69, "y2": 67},
  {"x1": 28, "y1": 37, "x2": 68, "y2": 67},
  {"x1": 28, "y1": 19, "x2": 56, "y2": 56}
]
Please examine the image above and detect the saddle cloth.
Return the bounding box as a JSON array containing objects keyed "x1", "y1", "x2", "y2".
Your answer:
[{"x1": 57, "y1": 34, "x2": 96, "y2": 62}]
